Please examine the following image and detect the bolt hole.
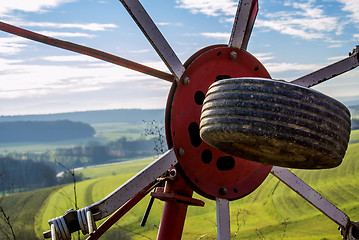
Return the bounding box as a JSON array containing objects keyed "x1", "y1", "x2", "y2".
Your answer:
[
  {"x1": 217, "y1": 156, "x2": 235, "y2": 171},
  {"x1": 201, "y1": 149, "x2": 212, "y2": 164},
  {"x1": 188, "y1": 122, "x2": 202, "y2": 147},
  {"x1": 254, "y1": 66, "x2": 259, "y2": 71},
  {"x1": 194, "y1": 91, "x2": 205, "y2": 105},
  {"x1": 215, "y1": 75, "x2": 232, "y2": 82},
  {"x1": 233, "y1": 188, "x2": 238, "y2": 193},
  {"x1": 217, "y1": 52, "x2": 222, "y2": 56},
  {"x1": 195, "y1": 178, "x2": 199, "y2": 183}
]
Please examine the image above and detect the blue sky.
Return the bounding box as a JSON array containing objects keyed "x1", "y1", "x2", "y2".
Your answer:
[{"x1": 0, "y1": 0, "x2": 358, "y2": 115}]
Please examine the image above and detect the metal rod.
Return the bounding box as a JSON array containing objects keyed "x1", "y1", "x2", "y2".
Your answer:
[
  {"x1": 140, "y1": 195, "x2": 155, "y2": 227},
  {"x1": 119, "y1": 0, "x2": 185, "y2": 81},
  {"x1": 216, "y1": 198, "x2": 231, "y2": 240},
  {"x1": 0, "y1": 21, "x2": 174, "y2": 82},
  {"x1": 89, "y1": 149, "x2": 177, "y2": 220},
  {"x1": 291, "y1": 46, "x2": 359, "y2": 88},
  {"x1": 228, "y1": 0, "x2": 257, "y2": 50},
  {"x1": 271, "y1": 166, "x2": 350, "y2": 229}
]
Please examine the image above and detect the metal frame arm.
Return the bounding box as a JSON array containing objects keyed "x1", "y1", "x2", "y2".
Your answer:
[
  {"x1": 270, "y1": 166, "x2": 350, "y2": 230},
  {"x1": 89, "y1": 149, "x2": 177, "y2": 220},
  {"x1": 228, "y1": 0, "x2": 258, "y2": 50},
  {"x1": 119, "y1": 0, "x2": 185, "y2": 81},
  {"x1": 43, "y1": 149, "x2": 177, "y2": 239},
  {"x1": 0, "y1": 21, "x2": 174, "y2": 82},
  {"x1": 291, "y1": 46, "x2": 359, "y2": 88}
]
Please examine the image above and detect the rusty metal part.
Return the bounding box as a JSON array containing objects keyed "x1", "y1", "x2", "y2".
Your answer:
[
  {"x1": 170, "y1": 46, "x2": 272, "y2": 200},
  {"x1": 291, "y1": 45, "x2": 359, "y2": 88},
  {"x1": 120, "y1": 0, "x2": 185, "y2": 81},
  {"x1": 200, "y1": 77, "x2": 351, "y2": 169},
  {"x1": 0, "y1": 21, "x2": 174, "y2": 82},
  {"x1": 229, "y1": 0, "x2": 258, "y2": 50}
]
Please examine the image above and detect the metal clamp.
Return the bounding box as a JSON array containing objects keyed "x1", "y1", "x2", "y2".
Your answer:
[
  {"x1": 49, "y1": 216, "x2": 71, "y2": 240},
  {"x1": 77, "y1": 207, "x2": 97, "y2": 235}
]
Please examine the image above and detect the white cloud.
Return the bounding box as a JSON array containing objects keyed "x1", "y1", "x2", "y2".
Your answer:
[
  {"x1": 200, "y1": 32, "x2": 230, "y2": 40},
  {"x1": 337, "y1": 0, "x2": 359, "y2": 24},
  {"x1": 16, "y1": 21, "x2": 118, "y2": 32},
  {"x1": 252, "y1": 53, "x2": 275, "y2": 62},
  {"x1": 256, "y1": 0, "x2": 339, "y2": 40},
  {"x1": 0, "y1": 57, "x2": 169, "y2": 99},
  {"x1": 37, "y1": 31, "x2": 95, "y2": 38},
  {"x1": 0, "y1": 37, "x2": 30, "y2": 55},
  {"x1": 42, "y1": 55, "x2": 100, "y2": 62},
  {"x1": 264, "y1": 62, "x2": 320, "y2": 74},
  {"x1": 0, "y1": 0, "x2": 76, "y2": 14},
  {"x1": 175, "y1": 0, "x2": 237, "y2": 17}
]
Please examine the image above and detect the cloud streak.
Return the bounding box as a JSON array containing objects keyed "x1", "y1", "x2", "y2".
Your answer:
[{"x1": 0, "y1": 0, "x2": 76, "y2": 14}]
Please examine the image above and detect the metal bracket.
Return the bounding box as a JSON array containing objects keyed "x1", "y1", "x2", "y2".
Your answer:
[{"x1": 291, "y1": 45, "x2": 359, "y2": 88}]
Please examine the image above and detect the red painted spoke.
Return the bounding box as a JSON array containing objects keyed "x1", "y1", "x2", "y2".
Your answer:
[{"x1": 0, "y1": 21, "x2": 174, "y2": 82}]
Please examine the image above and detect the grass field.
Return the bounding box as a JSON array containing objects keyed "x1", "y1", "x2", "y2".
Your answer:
[
  {"x1": 2, "y1": 143, "x2": 359, "y2": 239},
  {"x1": 92, "y1": 122, "x2": 146, "y2": 141}
]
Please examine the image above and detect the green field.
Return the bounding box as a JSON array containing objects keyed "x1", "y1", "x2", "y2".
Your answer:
[
  {"x1": 92, "y1": 122, "x2": 146, "y2": 141},
  {"x1": 2, "y1": 143, "x2": 359, "y2": 239}
]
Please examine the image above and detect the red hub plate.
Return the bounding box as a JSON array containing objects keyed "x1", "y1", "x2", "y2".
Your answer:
[{"x1": 169, "y1": 46, "x2": 273, "y2": 200}]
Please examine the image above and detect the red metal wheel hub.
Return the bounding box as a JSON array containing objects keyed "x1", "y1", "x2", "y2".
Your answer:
[{"x1": 167, "y1": 45, "x2": 273, "y2": 200}]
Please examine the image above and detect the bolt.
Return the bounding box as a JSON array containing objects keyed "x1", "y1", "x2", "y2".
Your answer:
[
  {"x1": 219, "y1": 188, "x2": 227, "y2": 195},
  {"x1": 229, "y1": 51, "x2": 237, "y2": 60},
  {"x1": 183, "y1": 76, "x2": 190, "y2": 85},
  {"x1": 169, "y1": 168, "x2": 177, "y2": 178},
  {"x1": 178, "y1": 148, "x2": 184, "y2": 156}
]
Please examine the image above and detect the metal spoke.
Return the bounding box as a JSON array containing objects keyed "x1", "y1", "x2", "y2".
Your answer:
[
  {"x1": 216, "y1": 198, "x2": 231, "y2": 240},
  {"x1": 0, "y1": 21, "x2": 174, "y2": 82},
  {"x1": 271, "y1": 166, "x2": 350, "y2": 229},
  {"x1": 229, "y1": 0, "x2": 258, "y2": 50},
  {"x1": 89, "y1": 149, "x2": 177, "y2": 220},
  {"x1": 120, "y1": 0, "x2": 185, "y2": 81},
  {"x1": 291, "y1": 46, "x2": 359, "y2": 88}
]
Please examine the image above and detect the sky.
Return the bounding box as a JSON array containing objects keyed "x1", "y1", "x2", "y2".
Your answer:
[{"x1": 0, "y1": 0, "x2": 359, "y2": 116}]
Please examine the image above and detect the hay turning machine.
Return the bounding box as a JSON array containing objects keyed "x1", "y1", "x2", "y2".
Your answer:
[{"x1": 1, "y1": 0, "x2": 359, "y2": 239}]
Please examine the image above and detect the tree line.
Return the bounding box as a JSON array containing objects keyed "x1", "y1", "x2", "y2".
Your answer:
[
  {"x1": 0, "y1": 157, "x2": 57, "y2": 194},
  {"x1": 0, "y1": 120, "x2": 95, "y2": 142},
  {"x1": 0, "y1": 136, "x2": 157, "y2": 193}
]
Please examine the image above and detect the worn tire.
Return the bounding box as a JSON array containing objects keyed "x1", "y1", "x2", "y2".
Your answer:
[{"x1": 200, "y1": 78, "x2": 351, "y2": 169}]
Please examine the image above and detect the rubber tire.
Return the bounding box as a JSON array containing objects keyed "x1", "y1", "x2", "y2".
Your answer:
[{"x1": 200, "y1": 78, "x2": 351, "y2": 169}]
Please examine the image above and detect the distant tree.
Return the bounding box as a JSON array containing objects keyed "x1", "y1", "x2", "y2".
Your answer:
[{"x1": 143, "y1": 120, "x2": 167, "y2": 156}]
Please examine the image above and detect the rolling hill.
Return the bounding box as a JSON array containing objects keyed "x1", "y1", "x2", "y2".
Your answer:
[{"x1": 1, "y1": 142, "x2": 359, "y2": 240}]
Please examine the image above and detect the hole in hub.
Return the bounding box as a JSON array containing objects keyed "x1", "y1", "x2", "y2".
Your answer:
[
  {"x1": 201, "y1": 150, "x2": 212, "y2": 164},
  {"x1": 217, "y1": 156, "x2": 235, "y2": 171},
  {"x1": 194, "y1": 91, "x2": 205, "y2": 105},
  {"x1": 215, "y1": 75, "x2": 232, "y2": 81},
  {"x1": 188, "y1": 122, "x2": 202, "y2": 147}
]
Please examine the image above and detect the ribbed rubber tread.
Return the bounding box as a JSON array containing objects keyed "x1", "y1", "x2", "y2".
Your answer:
[{"x1": 200, "y1": 78, "x2": 351, "y2": 169}]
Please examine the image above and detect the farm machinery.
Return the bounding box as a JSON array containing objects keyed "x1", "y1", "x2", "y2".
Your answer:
[{"x1": 1, "y1": 0, "x2": 359, "y2": 239}]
